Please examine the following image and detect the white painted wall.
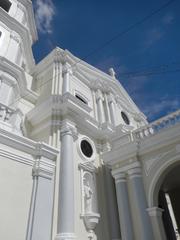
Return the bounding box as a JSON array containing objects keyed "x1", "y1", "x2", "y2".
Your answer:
[{"x1": 0, "y1": 155, "x2": 32, "y2": 240}]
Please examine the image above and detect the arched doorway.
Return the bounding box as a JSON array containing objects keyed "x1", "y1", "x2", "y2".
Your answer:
[{"x1": 158, "y1": 165, "x2": 180, "y2": 240}]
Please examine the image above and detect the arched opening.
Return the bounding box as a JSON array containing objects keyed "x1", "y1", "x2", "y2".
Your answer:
[{"x1": 158, "y1": 165, "x2": 180, "y2": 239}]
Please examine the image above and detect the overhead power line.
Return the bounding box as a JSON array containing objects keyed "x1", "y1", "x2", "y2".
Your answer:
[
  {"x1": 119, "y1": 61, "x2": 180, "y2": 78},
  {"x1": 81, "y1": 0, "x2": 177, "y2": 61}
]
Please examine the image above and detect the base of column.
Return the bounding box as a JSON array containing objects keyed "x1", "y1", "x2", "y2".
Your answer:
[{"x1": 55, "y1": 233, "x2": 76, "y2": 240}]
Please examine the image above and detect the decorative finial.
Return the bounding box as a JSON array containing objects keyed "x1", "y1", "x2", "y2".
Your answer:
[{"x1": 108, "y1": 67, "x2": 116, "y2": 79}]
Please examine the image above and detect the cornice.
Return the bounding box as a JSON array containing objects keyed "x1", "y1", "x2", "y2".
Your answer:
[
  {"x1": 103, "y1": 140, "x2": 139, "y2": 167},
  {"x1": 0, "y1": 128, "x2": 59, "y2": 160},
  {"x1": 0, "y1": 57, "x2": 38, "y2": 103}
]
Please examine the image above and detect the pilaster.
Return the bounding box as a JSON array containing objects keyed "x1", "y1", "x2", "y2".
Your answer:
[
  {"x1": 96, "y1": 89, "x2": 105, "y2": 124},
  {"x1": 62, "y1": 63, "x2": 73, "y2": 95},
  {"x1": 107, "y1": 93, "x2": 116, "y2": 126}
]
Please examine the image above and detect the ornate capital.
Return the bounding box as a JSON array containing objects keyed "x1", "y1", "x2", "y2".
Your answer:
[
  {"x1": 127, "y1": 166, "x2": 142, "y2": 179},
  {"x1": 107, "y1": 93, "x2": 116, "y2": 104},
  {"x1": 95, "y1": 89, "x2": 104, "y2": 101},
  {"x1": 112, "y1": 172, "x2": 126, "y2": 183},
  {"x1": 60, "y1": 120, "x2": 78, "y2": 140},
  {"x1": 62, "y1": 63, "x2": 73, "y2": 75}
]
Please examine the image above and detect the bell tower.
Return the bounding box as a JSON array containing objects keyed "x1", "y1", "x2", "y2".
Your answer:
[{"x1": 0, "y1": 0, "x2": 38, "y2": 134}]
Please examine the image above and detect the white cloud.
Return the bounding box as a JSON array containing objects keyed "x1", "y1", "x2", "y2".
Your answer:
[
  {"x1": 145, "y1": 28, "x2": 164, "y2": 47},
  {"x1": 143, "y1": 98, "x2": 180, "y2": 119},
  {"x1": 34, "y1": 0, "x2": 55, "y2": 34},
  {"x1": 162, "y1": 13, "x2": 174, "y2": 25}
]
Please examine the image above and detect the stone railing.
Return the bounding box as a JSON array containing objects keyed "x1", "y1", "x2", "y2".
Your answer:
[
  {"x1": 0, "y1": 103, "x2": 14, "y2": 122},
  {"x1": 133, "y1": 109, "x2": 180, "y2": 140}
]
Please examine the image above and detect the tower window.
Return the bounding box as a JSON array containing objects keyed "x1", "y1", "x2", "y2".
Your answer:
[
  {"x1": 121, "y1": 111, "x2": 130, "y2": 125},
  {"x1": 0, "y1": 0, "x2": 12, "y2": 13},
  {"x1": 75, "y1": 94, "x2": 87, "y2": 105}
]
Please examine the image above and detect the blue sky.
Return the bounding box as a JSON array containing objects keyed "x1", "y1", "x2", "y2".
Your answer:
[{"x1": 32, "y1": 0, "x2": 180, "y2": 122}]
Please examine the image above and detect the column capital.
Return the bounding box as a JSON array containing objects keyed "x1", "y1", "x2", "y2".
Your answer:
[
  {"x1": 107, "y1": 93, "x2": 116, "y2": 104},
  {"x1": 60, "y1": 120, "x2": 78, "y2": 140},
  {"x1": 147, "y1": 207, "x2": 164, "y2": 217},
  {"x1": 127, "y1": 166, "x2": 142, "y2": 179},
  {"x1": 62, "y1": 63, "x2": 73, "y2": 75},
  {"x1": 112, "y1": 171, "x2": 126, "y2": 183},
  {"x1": 55, "y1": 232, "x2": 76, "y2": 240},
  {"x1": 95, "y1": 89, "x2": 104, "y2": 101}
]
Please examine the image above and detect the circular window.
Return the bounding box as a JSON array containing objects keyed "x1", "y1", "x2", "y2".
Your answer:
[
  {"x1": 121, "y1": 111, "x2": 130, "y2": 125},
  {"x1": 80, "y1": 140, "x2": 93, "y2": 158}
]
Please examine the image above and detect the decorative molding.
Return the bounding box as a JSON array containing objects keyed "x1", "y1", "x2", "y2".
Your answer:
[
  {"x1": 107, "y1": 93, "x2": 116, "y2": 104},
  {"x1": 32, "y1": 157, "x2": 55, "y2": 179},
  {"x1": 60, "y1": 119, "x2": 78, "y2": 140},
  {"x1": 77, "y1": 135, "x2": 96, "y2": 162},
  {"x1": 62, "y1": 63, "x2": 73, "y2": 75},
  {"x1": 144, "y1": 150, "x2": 172, "y2": 176},
  {"x1": 10, "y1": 31, "x2": 21, "y2": 44},
  {"x1": 147, "y1": 207, "x2": 164, "y2": 217},
  {"x1": 55, "y1": 233, "x2": 77, "y2": 240},
  {"x1": 0, "y1": 147, "x2": 33, "y2": 166}
]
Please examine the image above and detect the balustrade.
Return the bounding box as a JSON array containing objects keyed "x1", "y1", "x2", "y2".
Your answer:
[{"x1": 134, "y1": 109, "x2": 180, "y2": 140}]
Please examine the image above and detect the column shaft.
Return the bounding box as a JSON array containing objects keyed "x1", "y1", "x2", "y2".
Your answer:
[
  {"x1": 147, "y1": 207, "x2": 167, "y2": 240},
  {"x1": 104, "y1": 167, "x2": 121, "y2": 239},
  {"x1": 62, "y1": 64, "x2": 72, "y2": 94},
  {"x1": 56, "y1": 122, "x2": 76, "y2": 240},
  {"x1": 128, "y1": 167, "x2": 154, "y2": 240},
  {"x1": 113, "y1": 172, "x2": 134, "y2": 240}
]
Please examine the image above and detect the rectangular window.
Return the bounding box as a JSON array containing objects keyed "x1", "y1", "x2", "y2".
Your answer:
[
  {"x1": 0, "y1": 0, "x2": 12, "y2": 13},
  {"x1": 75, "y1": 94, "x2": 88, "y2": 105}
]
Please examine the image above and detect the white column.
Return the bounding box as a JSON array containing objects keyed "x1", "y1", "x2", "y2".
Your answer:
[
  {"x1": 96, "y1": 89, "x2": 105, "y2": 124},
  {"x1": 104, "y1": 167, "x2": 121, "y2": 240},
  {"x1": 55, "y1": 120, "x2": 77, "y2": 240},
  {"x1": 147, "y1": 207, "x2": 167, "y2": 240},
  {"x1": 127, "y1": 167, "x2": 154, "y2": 240},
  {"x1": 113, "y1": 172, "x2": 134, "y2": 240},
  {"x1": 62, "y1": 64, "x2": 72, "y2": 95},
  {"x1": 108, "y1": 93, "x2": 116, "y2": 126}
]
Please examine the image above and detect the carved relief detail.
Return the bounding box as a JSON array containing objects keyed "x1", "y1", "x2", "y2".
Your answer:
[{"x1": 79, "y1": 162, "x2": 100, "y2": 239}]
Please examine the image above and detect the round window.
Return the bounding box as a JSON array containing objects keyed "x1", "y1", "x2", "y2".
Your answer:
[
  {"x1": 80, "y1": 140, "x2": 93, "y2": 158},
  {"x1": 121, "y1": 111, "x2": 130, "y2": 125}
]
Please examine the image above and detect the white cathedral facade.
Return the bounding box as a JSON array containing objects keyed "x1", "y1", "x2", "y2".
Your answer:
[{"x1": 0, "y1": 0, "x2": 180, "y2": 240}]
